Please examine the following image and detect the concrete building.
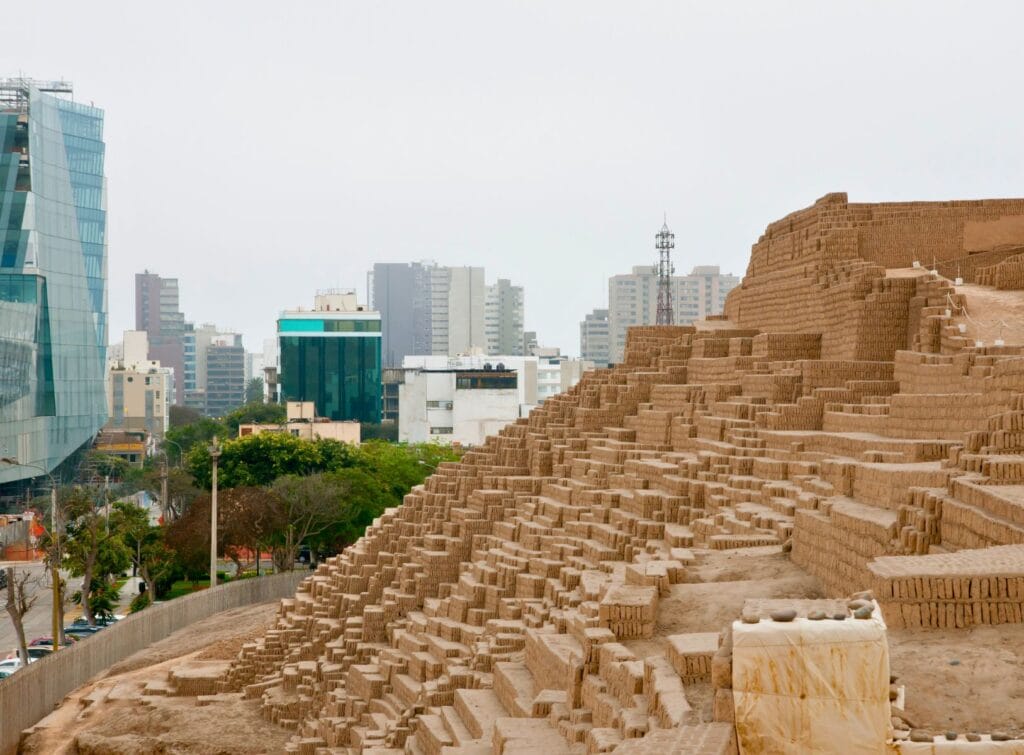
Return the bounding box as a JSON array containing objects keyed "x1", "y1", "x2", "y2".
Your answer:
[
  {"x1": 485, "y1": 278, "x2": 525, "y2": 356},
  {"x1": 381, "y1": 368, "x2": 405, "y2": 424},
  {"x1": 446, "y1": 266, "x2": 487, "y2": 354},
  {"x1": 0, "y1": 79, "x2": 108, "y2": 487},
  {"x1": 399, "y1": 367, "x2": 519, "y2": 446},
  {"x1": 370, "y1": 262, "x2": 434, "y2": 368},
  {"x1": 401, "y1": 353, "x2": 592, "y2": 410},
  {"x1": 205, "y1": 337, "x2": 245, "y2": 417},
  {"x1": 607, "y1": 265, "x2": 740, "y2": 363},
  {"x1": 580, "y1": 308, "x2": 611, "y2": 367},
  {"x1": 106, "y1": 331, "x2": 172, "y2": 446},
  {"x1": 135, "y1": 271, "x2": 186, "y2": 403},
  {"x1": 277, "y1": 290, "x2": 382, "y2": 423},
  {"x1": 371, "y1": 262, "x2": 523, "y2": 362},
  {"x1": 183, "y1": 324, "x2": 245, "y2": 417},
  {"x1": 238, "y1": 401, "x2": 360, "y2": 444}
]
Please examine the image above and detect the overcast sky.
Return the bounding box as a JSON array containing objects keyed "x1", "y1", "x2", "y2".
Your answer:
[{"x1": 5, "y1": 2, "x2": 1024, "y2": 356}]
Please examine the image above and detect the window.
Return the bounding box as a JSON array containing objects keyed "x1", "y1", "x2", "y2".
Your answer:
[
  {"x1": 456, "y1": 374, "x2": 516, "y2": 390},
  {"x1": 430, "y1": 426, "x2": 453, "y2": 435},
  {"x1": 426, "y1": 400, "x2": 453, "y2": 409}
]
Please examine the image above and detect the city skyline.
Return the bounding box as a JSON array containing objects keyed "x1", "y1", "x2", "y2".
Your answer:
[{"x1": 5, "y1": 2, "x2": 1024, "y2": 357}]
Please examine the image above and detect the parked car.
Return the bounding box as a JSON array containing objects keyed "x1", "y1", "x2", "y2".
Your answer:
[
  {"x1": 5, "y1": 646, "x2": 51, "y2": 661},
  {"x1": 71, "y1": 614, "x2": 123, "y2": 628},
  {"x1": 0, "y1": 657, "x2": 35, "y2": 674},
  {"x1": 0, "y1": 668, "x2": 13, "y2": 680}
]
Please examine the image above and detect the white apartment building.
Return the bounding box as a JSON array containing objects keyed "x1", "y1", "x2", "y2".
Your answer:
[
  {"x1": 105, "y1": 330, "x2": 173, "y2": 446},
  {"x1": 485, "y1": 278, "x2": 525, "y2": 355},
  {"x1": 399, "y1": 367, "x2": 520, "y2": 446},
  {"x1": 607, "y1": 265, "x2": 740, "y2": 363},
  {"x1": 579, "y1": 308, "x2": 610, "y2": 368}
]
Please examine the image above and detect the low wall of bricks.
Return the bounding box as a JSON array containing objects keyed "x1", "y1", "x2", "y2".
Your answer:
[
  {"x1": 0, "y1": 571, "x2": 306, "y2": 755},
  {"x1": 868, "y1": 545, "x2": 1024, "y2": 629}
]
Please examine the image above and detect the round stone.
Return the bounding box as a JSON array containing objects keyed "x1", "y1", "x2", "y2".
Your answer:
[
  {"x1": 949, "y1": 659, "x2": 961, "y2": 666},
  {"x1": 889, "y1": 685, "x2": 899, "y2": 701},
  {"x1": 966, "y1": 733, "x2": 981, "y2": 742},
  {"x1": 992, "y1": 732, "x2": 1012, "y2": 742},
  {"x1": 909, "y1": 730, "x2": 934, "y2": 743},
  {"x1": 854, "y1": 605, "x2": 874, "y2": 620},
  {"x1": 807, "y1": 609, "x2": 826, "y2": 621},
  {"x1": 847, "y1": 599, "x2": 871, "y2": 611},
  {"x1": 851, "y1": 590, "x2": 874, "y2": 601},
  {"x1": 770, "y1": 609, "x2": 797, "y2": 622},
  {"x1": 741, "y1": 612, "x2": 760, "y2": 624},
  {"x1": 832, "y1": 612, "x2": 847, "y2": 620},
  {"x1": 945, "y1": 731, "x2": 957, "y2": 741}
]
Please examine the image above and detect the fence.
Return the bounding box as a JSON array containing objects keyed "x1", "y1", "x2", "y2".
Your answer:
[{"x1": 0, "y1": 570, "x2": 307, "y2": 754}]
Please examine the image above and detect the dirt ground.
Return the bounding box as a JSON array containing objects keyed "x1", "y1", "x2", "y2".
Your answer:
[
  {"x1": 20, "y1": 602, "x2": 291, "y2": 755},
  {"x1": 886, "y1": 267, "x2": 1024, "y2": 346},
  {"x1": 17, "y1": 547, "x2": 1024, "y2": 750}
]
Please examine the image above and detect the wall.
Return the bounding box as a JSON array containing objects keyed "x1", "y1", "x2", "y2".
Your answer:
[
  {"x1": 0, "y1": 571, "x2": 306, "y2": 755},
  {"x1": 452, "y1": 387, "x2": 521, "y2": 445}
]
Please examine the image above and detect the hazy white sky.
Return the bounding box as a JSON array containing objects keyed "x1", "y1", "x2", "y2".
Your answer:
[{"x1": 5, "y1": 1, "x2": 1024, "y2": 356}]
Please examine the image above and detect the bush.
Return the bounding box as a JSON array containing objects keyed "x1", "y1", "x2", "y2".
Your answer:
[{"x1": 129, "y1": 591, "x2": 151, "y2": 613}]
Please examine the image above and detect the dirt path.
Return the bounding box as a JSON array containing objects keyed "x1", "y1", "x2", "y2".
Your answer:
[{"x1": 20, "y1": 601, "x2": 291, "y2": 755}]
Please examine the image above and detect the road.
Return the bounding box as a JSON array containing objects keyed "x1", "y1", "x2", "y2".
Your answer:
[{"x1": 0, "y1": 562, "x2": 142, "y2": 656}]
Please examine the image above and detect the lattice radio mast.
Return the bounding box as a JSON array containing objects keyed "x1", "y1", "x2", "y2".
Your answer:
[{"x1": 655, "y1": 217, "x2": 675, "y2": 325}]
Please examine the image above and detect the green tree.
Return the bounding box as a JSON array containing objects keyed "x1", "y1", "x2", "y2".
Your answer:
[
  {"x1": 109, "y1": 501, "x2": 178, "y2": 608},
  {"x1": 268, "y1": 473, "x2": 351, "y2": 570},
  {"x1": 169, "y1": 404, "x2": 202, "y2": 428},
  {"x1": 188, "y1": 433, "x2": 341, "y2": 489},
  {"x1": 245, "y1": 377, "x2": 265, "y2": 405},
  {"x1": 222, "y1": 401, "x2": 286, "y2": 436},
  {"x1": 165, "y1": 417, "x2": 227, "y2": 461},
  {"x1": 62, "y1": 487, "x2": 130, "y2": 624}
]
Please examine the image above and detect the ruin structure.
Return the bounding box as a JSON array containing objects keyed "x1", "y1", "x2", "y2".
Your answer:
[{"x1": 213, "y1": 194, "x2": 1024, "y2": 752}]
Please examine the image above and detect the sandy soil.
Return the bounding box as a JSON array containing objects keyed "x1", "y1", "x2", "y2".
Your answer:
[
  {"x1": 20, "y1": 602, "x2": 290, "y2": 755},
  {"x1": 890, "y1": 624, "x2": 1024, "y2": 736},
  {"x1": 955, "y1": 282, "x2": 1024, "y2": 346}
]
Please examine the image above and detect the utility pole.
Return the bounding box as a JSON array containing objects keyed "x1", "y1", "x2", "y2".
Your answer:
[
  {"x1": 160, "y1": 460, "x2": 169, "y2": 523},
  {"x1": 209, "y1": 437, "x2": 222, "y2": 587},
  {"x1": 655, "y1": 218, "x2": 675, "y2": 325},
  {"x1": 50, "y1": 483, "x2": 59, "y2": 650}
]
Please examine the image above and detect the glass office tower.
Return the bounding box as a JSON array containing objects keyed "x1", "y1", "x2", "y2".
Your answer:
[
  {"x1": 278, "y1": 292, "x2": 382, "y2": 424},
  {"x1": 0, "y1": 79, "x2": 107, "y2": 485}
]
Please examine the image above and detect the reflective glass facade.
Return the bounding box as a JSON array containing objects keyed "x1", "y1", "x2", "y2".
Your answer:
[
  {"x1": 278, "y1": 316, "x2": 382, "y2": 424},
  {"x1": 0, "y1": 82, "x2": 107, "y2": 484}
]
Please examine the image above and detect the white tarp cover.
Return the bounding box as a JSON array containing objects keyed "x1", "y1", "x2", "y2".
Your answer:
[{"x1": 732, "y1": 608, "x2": 891, "y2": 754}]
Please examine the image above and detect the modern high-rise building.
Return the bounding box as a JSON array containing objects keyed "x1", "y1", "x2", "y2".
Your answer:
[
  {"x1": 445, "y1": 266, "x2": 486, "y2": 355},
  {"x1": 0, "y1": 78, "x2": 108, "y2": 486},
  {"x1": 277, "y1": 290, "x2": 382, "y2": 423},
  {"x1": 205, "y1": 338, "x2": 245, "y2": 417},
  {"x1": 182, "y1": 323, "x2": 245, "y2": 416},
  {"x1": 485, "y1": 278, "x2": 524, "y2": 356},
  {"x1": 371, "y1": 262, "x2": 433, "y2": 368},
  {"x1": 371, "y1": 262, "x2": 516, "y2": 361},
  {"x1": 579, "y1": 308, "x2": 610, "y2": 367},
  {"x1": 135, "y1": 271, "x2": 185, "y2": 403},
  {"x1": 606, "y1": 265, "x2": 740, "y2": 363}
]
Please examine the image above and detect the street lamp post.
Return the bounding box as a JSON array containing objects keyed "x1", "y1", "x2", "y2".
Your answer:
[
  {"x1": 0, "y1": 457, "x2": 62, "y2": 650},
  {"x1": 209, "y1": 437, "x2": 221, "y2": 587},
  {"x1": 159, "y1": 437, "x2": 183, "y2": 522}
]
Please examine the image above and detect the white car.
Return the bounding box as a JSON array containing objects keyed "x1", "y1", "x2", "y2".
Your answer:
[{"x1": 0, "y1": 657, "x2": 35, "y2": 673}]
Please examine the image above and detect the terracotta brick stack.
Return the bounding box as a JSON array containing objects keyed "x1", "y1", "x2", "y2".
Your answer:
[{"x1": 210, "y1": 193, "x2": 1024, "y2": 754}]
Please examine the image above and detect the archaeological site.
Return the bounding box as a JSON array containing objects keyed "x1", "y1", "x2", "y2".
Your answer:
[{"x1": 22, "y1": 193, "x2": 1024, "y2": 753}]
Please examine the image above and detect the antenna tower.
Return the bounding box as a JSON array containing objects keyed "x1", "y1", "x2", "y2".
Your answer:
[{"x1": 655, "y1": 218, "x2": 675, "y2": 325}]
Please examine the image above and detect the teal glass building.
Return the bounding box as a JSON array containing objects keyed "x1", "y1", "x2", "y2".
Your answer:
[
  {"x1": 278, "y1": 294, "x2": 382, "y2": 424},
  {"x1": 0, "y1": 80, "x2": 107, "y2": 486}
]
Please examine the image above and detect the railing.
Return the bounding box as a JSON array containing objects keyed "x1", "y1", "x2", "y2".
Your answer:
[{"x1": 0, "y1": 570, "x2": 307, "y2": 754}]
